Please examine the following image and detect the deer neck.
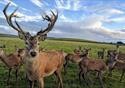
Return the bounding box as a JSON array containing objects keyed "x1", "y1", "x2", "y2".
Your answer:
[{"x1": 80, "y1": 54, "x2": 88, "y2": 58}]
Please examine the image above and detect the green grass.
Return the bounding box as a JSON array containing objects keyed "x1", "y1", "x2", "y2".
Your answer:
[{"x1": 0, "y1": 37, "x2": 125, "y2": 88}]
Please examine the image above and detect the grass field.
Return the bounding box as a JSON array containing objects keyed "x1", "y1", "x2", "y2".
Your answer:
[{"x1": 0, "y1": 37, "x2": 125, "y2": 88}]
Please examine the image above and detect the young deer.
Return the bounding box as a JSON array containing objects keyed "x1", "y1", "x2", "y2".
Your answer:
[
  {"x1": 79, "y1": 50, "x2": 107, "y2": 88},
  {"x1": 97, "y1": 48, "x2": 105, "y2": 59},
  {"x1": 106, "y1": 50, "x2": 125, "y2": 82},
  {"x1": 63, "y1": 47, "x2": 91, "y2": 74},
  {"x1": 0, "y1": 48, "x2": 25, "y2": 85},
  {"x1": 3, "y1": 3, "x2": 65, "y2": 88}
]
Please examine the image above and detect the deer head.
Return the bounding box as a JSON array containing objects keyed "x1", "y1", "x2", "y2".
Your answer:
[
  {"x1": 3, "y1": 3, "x2": 58, "y2": 58},
  {"x1": 106, "y1": 51, "x2": 118, "y2": 70},
  {"x1": 81, "y1": 48, "x2": 91, "y2": 56}
]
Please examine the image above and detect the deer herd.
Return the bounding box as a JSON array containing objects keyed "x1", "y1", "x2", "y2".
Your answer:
[{"x1": 0, "y1": 2, "x2": 125, "y2": 88}]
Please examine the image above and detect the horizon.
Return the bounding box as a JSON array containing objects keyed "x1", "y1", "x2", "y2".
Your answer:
[{"x1": 0, "y1": 0, "x2": 125, "y2": 42}]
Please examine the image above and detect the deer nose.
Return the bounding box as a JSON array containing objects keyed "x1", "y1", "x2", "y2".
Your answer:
[{"x1": 30, "y1": 51, "x2": 37, "y2": 57}]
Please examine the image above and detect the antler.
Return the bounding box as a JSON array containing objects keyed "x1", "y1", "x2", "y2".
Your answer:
[
  {"x1": 3, "y1": 2, "x2": 25, "y2": 35},
  {"x1": 37, "y1": 10, "x2": 58, "y2": 35}
]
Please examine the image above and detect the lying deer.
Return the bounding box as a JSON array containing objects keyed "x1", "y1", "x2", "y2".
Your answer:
[
  {"x1": 0, "y1": 48, "x2": 25, "y2": 85},
  {"x1": 79, "y1": 50, "x2": 107, "y2": 88},
  {"x1": 63, "y1": 47, "x2": 91, "y2": 74},
  {"x1": 3, "y1": 3, "x2": 65, "y2": 88},
  {"x1": 97, "y1": 48, "x2": 105, "y2": 59},
  {"x1": 106, "y1": 51, "x2": 125, "y2": 82}
]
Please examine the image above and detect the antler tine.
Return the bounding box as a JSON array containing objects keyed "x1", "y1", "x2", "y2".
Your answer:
[
  {"x1": 3, "y1": 2, "x2": 25, "y2": 34},
  {"x1": 37, "y1": 10, "x2": 58, "y2": 35},
  {"x1": 8, "y1": 8, "x2": 21, "y2": 32},
  {"x1": 3, "y1": 2, "x2": 10, "y2": 23},
  {"x1": 14, "y1": 18, "x2": 26, "y2": 35}
]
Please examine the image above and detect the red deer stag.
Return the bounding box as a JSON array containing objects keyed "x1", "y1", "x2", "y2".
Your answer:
[
  {"x1": 0, "y1": 48, "x2": 25, "y2": 85},
  {"x1": 79, "y1": 50, "x2": 107, "y2": 88},
  {"x1": 3, "y1": 3, "x2": 65, "y2": 88}
]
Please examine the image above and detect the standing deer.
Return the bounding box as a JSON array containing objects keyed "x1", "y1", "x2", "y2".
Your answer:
[
  {"x1": 97, "y1": 48, "x2": 105, "y2": 59},
  {"x1": 106, "y1": 50, "x2": 125, "y2": 82},
  {"x1": 63, "y1": 47, "x2": 91, "y2": 74},
  {"x1": 0, "y1": 48, "x2": 25, "y2": 85},
  {"x1": 79, "y1": 49, "x2": 107, "y2": 88},
  {"x1": 3, "y1": 3, "x2": 65, "y2": 88}
]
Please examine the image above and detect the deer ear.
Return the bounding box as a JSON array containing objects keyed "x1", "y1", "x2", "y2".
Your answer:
[
  {"x1": 37, "y1": 34, "x2": 47, "y2": 41},
  {"x1": 18, "y1": 32, "x2": 25, "y2": 40}
]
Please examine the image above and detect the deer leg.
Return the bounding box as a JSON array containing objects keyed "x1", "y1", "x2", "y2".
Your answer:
[
  {"x1": 7, "y1": 68, "x2": 12, "y2": 85},
  {"x1": 38, "y1": 78, "x2": 44, "y2": 88},
  {"x1": 80, "y1": 68, "x2": 90, "y2": 87},
  {"x1": 82, "y1": 72, "x2": 90, "y2": 88},
  {"x1": 79, "y1": 69, "x2": 82, "y2": 83},
  {"x1": 120, "y1": 70, "x2": 125, "y2": 82},
  {"x1": 15, "y1": 68, "x2": 19, "y2": 82},
  {"x1": 85, "y1": 71, "x2": 93, "y2": 84},
  {"x1": 102, "y1": 55, "x2": 103, "y2": 59},
  {"x1": 98, "y1": 72, "x2": 104, "y2": 88},
  {"x1": 54, "y1": 70, "x2": 63, "y2": 88},
  {"x1": 63, "y1": 58, "x2": 68, "y2": 75},
  {"x1": 108, "y1": 67, "x2": 113, "y2": 77},
  {"x1": 29, "y1": 80, "x2": 34, "y2": 88},
  {"x1": 95, "y1": 72, "x2": 99, "y2": 79}
]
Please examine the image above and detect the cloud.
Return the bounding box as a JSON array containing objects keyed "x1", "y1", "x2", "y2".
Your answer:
[
  {"x1": 0, "y1": 0, "x2": 17, "y2": 6},
  {"x1": 0, "y1": 25, "x2": 17, "y2": 34},
  {"x1": 60, "y1": 14, "x2": 75, "y2": 22},
  {"x1": 99, "y1": 8, "x2": 124, "y2": 15},
  {"x1": 30, "y1": 0, "x2": 43, "y2": 8},
  {"x1": 15, "y1": 12, "x2": 42, "y2": 22},
  {"x1": 49, "y1": 13, "x2": 125, "y2": 42},
  {"x1": 0, "y1": 10, "x2": 42, "y2": 22},
  {"x1": 0, "y1": 0, "x2": 32, "y2": 17},
  {"x1": 106, "y1": 16, "x2": 125, "y2": 23},
  {"x1": 55, "y1": 0, "x2": 82, "y2": 11},
  {"x1": 1, "y1": 0, "x2": 125, "y2": 42}
]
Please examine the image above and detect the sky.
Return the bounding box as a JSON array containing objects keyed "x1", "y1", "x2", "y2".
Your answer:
[{"x1": 0, "y1": 0, "x2": 125, "y2": 42}]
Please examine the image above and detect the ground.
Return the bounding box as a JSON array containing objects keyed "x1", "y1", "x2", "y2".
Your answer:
[{"x1": 0, "y1": 37, "x2": 125, "y2": 88}]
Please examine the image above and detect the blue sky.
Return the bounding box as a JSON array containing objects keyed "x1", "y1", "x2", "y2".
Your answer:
[{"x1": 0, "y1": 0, "x2": 125, "y2": 42}]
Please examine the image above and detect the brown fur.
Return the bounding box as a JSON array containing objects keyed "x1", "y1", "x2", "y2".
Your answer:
[
  {"x1": 0, "y1": 48, "x2": 25, "y2": 84},
  {"x1": 79, "y1": 56, "x2": 106, "y2": 88},
  {"x1": 64, "y1": 48, "x2": 91, "y2": 74},
  {"x1": 24, "y1": 50, "x2": 65, "y2": 88}
]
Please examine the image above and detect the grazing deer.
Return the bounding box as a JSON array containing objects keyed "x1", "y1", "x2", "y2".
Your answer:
[
  {"x1": 97, "y1": 48, "x2": 105, "y2": 59},
  {"x1": 3, "y1": 3, "x2": 65, "y2": 88},
  {"x1": 63, "y1": 47, "x2": 91, "y2": 74},
  {"x1": 0, "y1": 48, "x2": 25, "y2": 85},
  {"x1": 79, "y1": 50, "x2": 107, "y2": 88},
  {"x1": 106, "y1": 50, "x2": 125, "y2": 82}
]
